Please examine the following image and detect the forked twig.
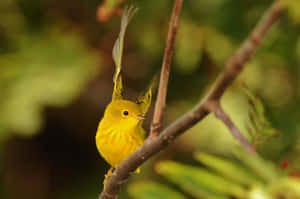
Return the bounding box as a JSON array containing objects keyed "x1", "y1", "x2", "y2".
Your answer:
[
  {"x1": 150, "y1": 0, "x2": 183, "y2": 137},
  {"x1": 98, "y1": 1, "x2": 284, "y2": 199}
]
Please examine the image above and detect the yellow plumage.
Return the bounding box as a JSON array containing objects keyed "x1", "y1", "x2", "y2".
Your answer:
[
  {"x1": 95, "y1": 6, "x2": 155, "y2": 182},
  {"x1": 96, "y1": 100, "x2": 146, "y2": 168}
]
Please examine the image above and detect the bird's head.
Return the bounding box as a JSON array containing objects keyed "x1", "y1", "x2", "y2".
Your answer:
[{"x1": 104, "y1": 99, "x2": 145, "y2": 128}]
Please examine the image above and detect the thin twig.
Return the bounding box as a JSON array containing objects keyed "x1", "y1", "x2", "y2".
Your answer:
[
  {"x1": 98, "y1": 1, "x2": 284, "y2": 199},
  {"x1": 206, "y1": 0, "x2": 283, "y2": 101},
  {"x1": 150, "y1": 0, "x2": 183, "y2": 137},
  {"x1": 207, "y1": 101, "x2": 255, "y2": 153}
]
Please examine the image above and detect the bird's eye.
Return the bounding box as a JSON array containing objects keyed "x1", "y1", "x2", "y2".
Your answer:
[{"x1": 123, "y1": 110, "x2": 129, "y2": 116}]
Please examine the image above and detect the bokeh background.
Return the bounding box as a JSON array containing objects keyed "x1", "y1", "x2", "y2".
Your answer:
[{"x1": 1, "y1": 0, "x2": 300, "y2": 199}]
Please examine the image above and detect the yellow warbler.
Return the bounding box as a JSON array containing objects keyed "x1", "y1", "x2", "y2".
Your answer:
[{"x1": 95, "y1": 6, "x2": 155, "y2": 182}]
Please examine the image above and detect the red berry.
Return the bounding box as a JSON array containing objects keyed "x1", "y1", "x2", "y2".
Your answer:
[
  {"x1": 289, "y1": 171, "x2": 299, "y2": 178},
  {"x1": 280, "y1": 159, "x2": 289, "y2": 169}
]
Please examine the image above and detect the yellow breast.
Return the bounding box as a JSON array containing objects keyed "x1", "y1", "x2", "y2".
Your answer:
[{"x1": 95, "y1": 122, "x2": 145, "y2": 168}]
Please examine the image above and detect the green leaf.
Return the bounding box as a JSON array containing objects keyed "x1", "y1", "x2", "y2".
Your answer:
[
  {"x1": 194, "y1": 152, "x2": 262, "y2": 186},
  {"x1": 235, "y1": 150, "x2": 282, "y2": 183},
  {"x1": 156, "y1": 161, "x2": 246, "y2": 199},
  {"x1": 128, "y1": 181, "x2": 187, "y2": 199},
  {"x1": 242, "y1": 87, "x2": 278, "y2": 146}
]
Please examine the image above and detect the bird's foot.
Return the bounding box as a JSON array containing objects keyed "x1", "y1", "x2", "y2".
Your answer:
[{"x1": 103, "y1": 167, "x2": 114, "y2": 189}]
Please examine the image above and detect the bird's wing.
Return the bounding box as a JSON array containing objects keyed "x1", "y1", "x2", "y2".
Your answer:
[
  {"x1": 112, "y1": 6, "x2": 138, "y2": 101},
  {"x1": 137, "y1": 74, "x2": 158, "y2": 115}
]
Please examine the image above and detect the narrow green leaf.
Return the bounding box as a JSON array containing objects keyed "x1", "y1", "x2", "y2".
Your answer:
[
  {"x1": 235, "y1": 151, "x2": 282, "y2": 183},
  {"x1": 156, "y1": 161, "x2": 246, "y2": 199},
  {"x1": 128, "y1": 181, "x2": 187, "y2": 199},
  {"x1": 243, "y1": 86, "x2": 278, "y2": 145},
  {"x1": 194, "y1": 152, "x2": 262, "y2": 186}
]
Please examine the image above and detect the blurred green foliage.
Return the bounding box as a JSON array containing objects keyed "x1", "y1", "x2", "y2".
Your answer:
[
  {"x1": 286, "y1": 0, "x2": 300, "y2": 24},
  {"x1": 0, "y1": 31, "x2": 99, "y2": 137},
  {"x1": 0, "y1": 0, "x2": 300, "y2": 199},
  {"x1": 0, "y1": 0, "x2": 99, "y2": 138},
  {"x1": 128, "y1": 151, "x2": 300, "y2": 199}
]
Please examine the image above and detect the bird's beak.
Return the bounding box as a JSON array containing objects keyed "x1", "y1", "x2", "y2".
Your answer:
[{"x1": 135, "y1": 115, "x2": 145, "y2": 120}]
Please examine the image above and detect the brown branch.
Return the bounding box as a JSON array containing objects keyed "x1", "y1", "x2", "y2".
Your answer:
[
  {"x1": 206, "y1": 0, "x2": 283, "y2": 101},
  {"x1": 207, "y1": 101, "x2": 255, "y2": 153},
  {"x1": 98, "y1": 1, "x2": 284, "y2": 199},
  {"x1": 150, "y1": 0, "x2": 183, "y2": 137}
]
